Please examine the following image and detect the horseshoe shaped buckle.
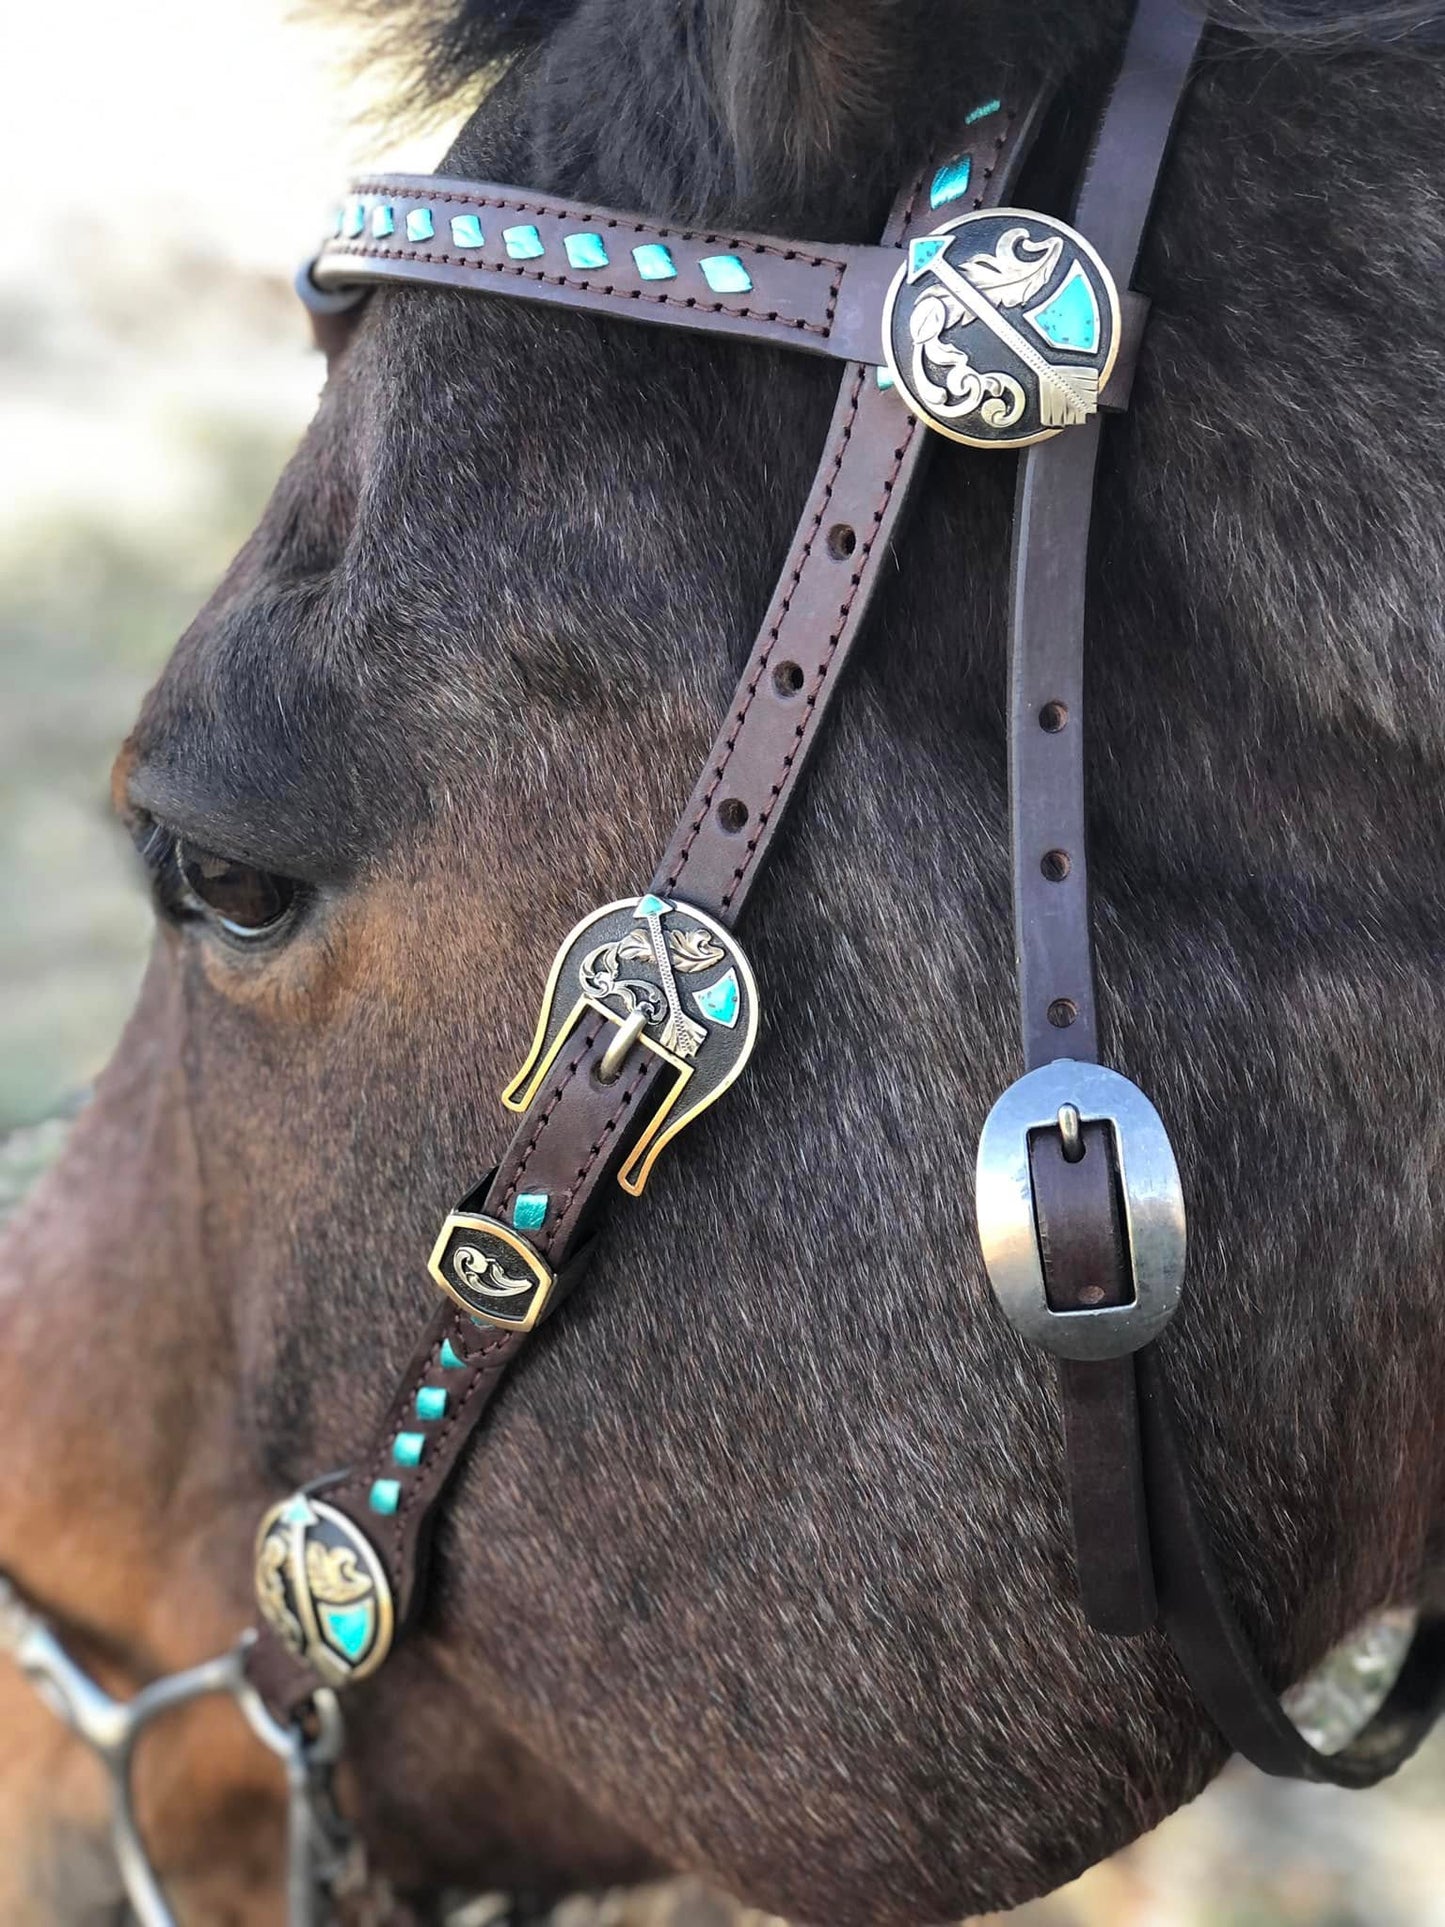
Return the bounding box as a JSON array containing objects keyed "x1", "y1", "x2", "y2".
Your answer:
[
  {"x1": 502, "y1": 895, "x2": 760, "y2": 1198},
  {"x1": 0, "y1": 1574, "x2": 360, "y2": 1927}
]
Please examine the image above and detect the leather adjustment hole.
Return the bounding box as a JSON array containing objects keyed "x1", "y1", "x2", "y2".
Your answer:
[
  {"x1": 773, "y1": 661, "x2": 805, "y2": 697},
  {"x1": 717, "y1": 797, "x2": 749, "y2": 834},
  {"x1": 1039, "y1": 701, "x2": 1069, "y2": 733},
  {"x1": 826, "y1": 523, "x2": 857, "y2": 560},
  {"x1": 1047, "y1": 998, "x2": 1078, "y2": 1029},
  {"x1": 1040, "y1": 849, "x2": 1071, "y2": 883}
]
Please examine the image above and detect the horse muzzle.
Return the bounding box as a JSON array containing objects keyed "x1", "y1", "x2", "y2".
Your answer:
[{"x1": 0, "y1": 1573, "x2": 356, "y2": 1926}]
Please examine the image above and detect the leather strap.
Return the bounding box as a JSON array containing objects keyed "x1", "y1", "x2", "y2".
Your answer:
[
  {"x1": 1008, "y1": 0, "x2": 1445, "y2": 1785},
  {"x1": 304, "y1": 185, "x2": 1149, "y2": 402},
  {"x1": 1031, "y1": 1126, "x2": 1153, "y2": 1633},
  {"x1": 257, "y1": 0, "x2": 1445, "y2": 1790},
  {"x1": 1007, "y1": 0, "x2": 1203, "y2": 1638},
  {"x1": 1137, "y1": 1354, "x2": 1445, "y2": 1786},
  {"x1": 312, "y1": 176, "x2": 911, "y2": 367},
  {"x1": 248, "y1": 92, "x2": 1046, "y2": 1715}
]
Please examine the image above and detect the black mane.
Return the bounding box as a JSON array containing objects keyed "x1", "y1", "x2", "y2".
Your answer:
[{"x1": 313, "y1": 0, "x2": 1445, "y2": 240}]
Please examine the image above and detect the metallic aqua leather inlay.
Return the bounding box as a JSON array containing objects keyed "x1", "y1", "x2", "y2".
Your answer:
[
  {"x1": 633, "y1": 243, "x2": 677, "y2": 281},
  {"x1": 343, "y1": 202, "x2": 367, "y2": 239},
  {"x1": 331, "y1": 208, "x2": 344, "y2": 237},
  {"x1": 416, "y1": 1387, "x2": 448, "y2": 1422},
  {"x1": 504, "y1": 223, "x2": 545, "y2": 260},
  {"x1": 966, "y1": 98, "x2": 1001, "y2": 124},
  {"x1": 368, "y1": 1479, "x2": 401, "y2": 1516},
  {"x1": 371, "y1": 204, "x2": 395, "y2": 238},
  {"x1": 565, "y1": 232, "x2": 609, "y2": 269},
  {"x1": 406, "y1": 208, "x2": 435, "y2": 242},
  {"x1": 440, "y1": 1338, "x2": 465, "y2": 1369},
  {"x1": 909, "y1": 235, "x2": 948, "y2": 279},
  {"x1": 512, "y1": 1193, "x2": 549, "y2": 1231},
  {"x1": 875, "y1": 365, "x2": 895, "y2": 389},
  {"x1": 320, "y1": 1603, "x2": 374, "y2": 1661},
  {"x1": 693, "y1": 967, "x2": 741, "y2": 1028},
  {"x1": 392, "y1": 1431, "x2": 425, "y2": 1467},
  {"x1": 450, "y1": 214, "x2": 484, "y2": 249},
  {"x1": 699, "y1": 253, "x2": 753, "y2": 294},
  {"x1": 1027, "y1": 262, "x2": 1101, "y2": 353},
  {"x1": 929, "y1": 156, "x2": 973, "y2": 210}
]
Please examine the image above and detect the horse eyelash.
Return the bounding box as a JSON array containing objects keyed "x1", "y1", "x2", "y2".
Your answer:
[{"x1": 131, "y1": 817, "x2": 200, "y2": 924}]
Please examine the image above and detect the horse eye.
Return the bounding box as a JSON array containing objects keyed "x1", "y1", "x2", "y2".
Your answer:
[{"x1": 175, "y1": 838, "x2": 298, "y2": 938}]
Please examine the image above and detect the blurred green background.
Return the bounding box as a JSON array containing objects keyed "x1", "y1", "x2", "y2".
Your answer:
[{"x1": 0, "y1": 2, "x2": 1440, "y2": 1920}]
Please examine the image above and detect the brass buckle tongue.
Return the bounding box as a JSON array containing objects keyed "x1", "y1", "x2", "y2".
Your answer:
[
  {"x1": 881, "y1": 207, "x2": 1121, "y2": 450},
  {"x1": 975, "y1": 1060, "x2": 1186, "y2": 1359}
]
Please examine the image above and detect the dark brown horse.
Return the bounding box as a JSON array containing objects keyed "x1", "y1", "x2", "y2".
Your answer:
[{"x1": 3, "y1": 0, "x2": 1445, "y2": 1918}]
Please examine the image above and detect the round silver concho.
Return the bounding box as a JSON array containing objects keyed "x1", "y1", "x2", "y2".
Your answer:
[
  {"x1": 882, "y1": 208, "x2": 1121, "y2": 450},
  {"x1": 976, "y1": 1059, "x2": 1186, "y2": 1361},
  {"x1": 253, "y1": 1493, "x2": 394, "y2": 1687}
]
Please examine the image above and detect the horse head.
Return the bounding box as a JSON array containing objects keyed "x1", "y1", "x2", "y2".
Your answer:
[{"x1": 3, "y1": 0, "x2": 1444, "y2": 1918}]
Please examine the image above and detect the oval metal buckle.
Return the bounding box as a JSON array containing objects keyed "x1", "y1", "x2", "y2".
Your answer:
[{"x1": 976, "y1": 1059, "x2": 1186, "y2": 1360}]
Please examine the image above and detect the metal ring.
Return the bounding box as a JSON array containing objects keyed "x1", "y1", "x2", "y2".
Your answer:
[
  {"x1": 293, "y1": 258, "x2": 368, "y2": 319},
  {"x1": 976, "y1": 1059, "x2": 1186, "y2": 1360},
  {"x1": 234, "y1": 1656, "x2": 345, "y2": 1771}
]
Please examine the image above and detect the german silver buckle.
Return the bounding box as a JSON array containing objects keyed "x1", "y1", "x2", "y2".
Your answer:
[
  {"x1": 501, "y1": 894, "x2": 759, "y2": 1197},
  {"x1": 976, "y1": 1059, "x2": 1186, "y2": 1360}
]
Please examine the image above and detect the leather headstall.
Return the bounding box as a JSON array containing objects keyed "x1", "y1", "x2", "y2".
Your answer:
[{"x1": 252, "y1": 0, "x2": 1445, "y2": 1792}]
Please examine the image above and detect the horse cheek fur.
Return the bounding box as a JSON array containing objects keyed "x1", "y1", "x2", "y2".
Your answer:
[
  {"x1": 1, "y1": 1, "x2": 1445, "y2": 1920},
  {"x1": 0, "y1": 942, "x2": 293, "y2": 1918}
]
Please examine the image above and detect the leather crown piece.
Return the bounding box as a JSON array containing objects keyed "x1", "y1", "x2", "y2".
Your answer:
[{"x1": 255, "y1": 0, "x2": 1445, "y2": 1795}]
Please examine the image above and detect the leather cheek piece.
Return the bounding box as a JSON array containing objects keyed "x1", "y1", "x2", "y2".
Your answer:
[
  {"x1": 245, "y1": 95, "x2": 1045, "y2": 1712},
  {"x1": 245, "y1": 0, "x2": 1445, "y2": 1798}
]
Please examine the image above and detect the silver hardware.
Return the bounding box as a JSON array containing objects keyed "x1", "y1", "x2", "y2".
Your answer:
[
  {"x1": 596, "y1": 1005, "x2": 648, "y2": 1083},
  {"x1": 235, "y1": 1671, "x2": 359, "y2": 1924},
  {"x1": 1057, "y1": 1102, "x2": 1084, "y2": 1163},
  {"x1": 976, "y1": 1059, "x2": 1186, "y2": 1360},
  {"x1": 880, "y1": 208, "x2": 1121, "y2": 449},
  {"x1": 0, "y1": 1573, "x2": 361, "y2": 1927}
]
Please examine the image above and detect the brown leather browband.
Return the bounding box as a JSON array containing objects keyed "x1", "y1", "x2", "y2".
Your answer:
[{"x1": 251, "y1": 0, "x2": 1445, "y2": 1793}]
